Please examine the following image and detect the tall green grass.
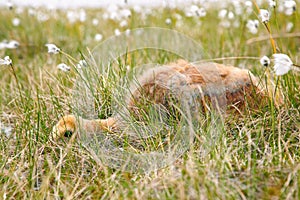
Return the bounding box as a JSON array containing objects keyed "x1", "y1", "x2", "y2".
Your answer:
[{"x1": 0, "y1": 2, "x2": 300, "y2": 199}]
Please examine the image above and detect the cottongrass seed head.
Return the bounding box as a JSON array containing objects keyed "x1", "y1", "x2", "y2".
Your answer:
[
  {"x1": 45, "y1": 43, "x2": 60, "y2": 54},
  {"x1": 260, "y1": 56, "x2": 271, "y2": 67},
  {"x1": 259, "y1": 9, "x2": 270, "y2": 23},
  {"x1": 246, "y1": 19, "x2": 259, "y2": 34},
  {"x1": 57, "y1": 63, "x2": 71, "y2": 72},
  {"x1": 0, "y1": 56, "x2": 12, "y2": 66},
  {"x1": 273, "y1": 53, "x2": 293, "y2": 76},
  {"x1": 76, "y1": 60, "x2": 88, "y2": 69}
]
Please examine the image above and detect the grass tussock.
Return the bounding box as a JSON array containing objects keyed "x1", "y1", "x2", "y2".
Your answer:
[{"x1": 0, "y1": 1, "x2": 300, "y2": 199}]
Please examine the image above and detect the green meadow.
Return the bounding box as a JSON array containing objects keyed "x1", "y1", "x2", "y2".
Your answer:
[{"x1": 0, "y1": 1, "x2": 300, "y2": 199}]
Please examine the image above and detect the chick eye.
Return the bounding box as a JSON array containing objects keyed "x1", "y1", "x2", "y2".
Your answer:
[{"x1": 64, "y1": 131, "x2": 73, "y2": 138}]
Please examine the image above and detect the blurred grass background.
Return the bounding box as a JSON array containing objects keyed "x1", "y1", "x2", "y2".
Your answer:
[{"x1": 0, "y1": 1, "x2": 300, "y2": 199}]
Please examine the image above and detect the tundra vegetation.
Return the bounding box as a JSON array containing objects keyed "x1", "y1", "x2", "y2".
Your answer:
[{"x1": 0, "y1": 1, "x2": 300, "y2": 199}]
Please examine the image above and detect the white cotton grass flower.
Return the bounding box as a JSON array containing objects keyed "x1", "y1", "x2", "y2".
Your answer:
[
  {"x1": 114, "y1": 29, "x2": 121, "y2": 36},
  {"x1": 284, "y1": 0, "x2": 296, "y2": 8},
  {"x1": 102, "y1": 12, "x2": 109, "y2": 20},
  {"x1": 66, "y1": 9, "x2": 86, "y2": 23},
  {"x1": 67, "y1": 10, "x2": 77, "y2": 24},
  {"x1": 218, "y1": 9, "x2": 228, "y2": 19},
  {"x1": 245, "y1": 1, "x2": 253, "y2": 14},
  {"x1": 94, "y1": 33, "x2": 103, "y2": 42},
  {"x1": 57, "y1": 63, "x2": 71, "y2": 72},
  {"x1": 246, "y1": 19, "x2": 259, "y2": 34},
  {"x1": 260, "y1": 56, "x2": 270, "y2": 67},
  {"x1": 133, "y1": 5, "x2": 142, "y2": 13},
  {"x1": 92, "y1": 18, "x2": 99, "y2": 26},
  {"x1": 79, "y1": 9, "x2": 86, "y2": 22},
  {"x1": 36, "y1": 11, "x2": 49, "y2": 22},
  {"x1": 12, "y1": 18, "x2": 20, "y2": 26},
  {"x1": 185, "y1": 5, "x2": 196, "y2": 17},
  {"x1": 45, "y1": 43, "x2": 60, "y2": 54},
  {"x1": 186, "y1": 5, "x2": 206, "y2": 17},
  {"x1": 284, "y1": 0, "x2": 296, "y2": 16},
  {"x1": 260, "y1": 9, "x2": 270, "y2": 23},
  {"x1": 28, "y1": 8, "x2": 36, "y2": 16},
  {"x1": 165, "y1": 18, "x2": 172, "y2": 25},
  {"x1": 6, "y1": 1, "x2": 13, "y2": 10},
  {"x1": 76, "y1": 60, "x2": 88, "y2": 69},
  {"x1": 15, "y1": 7, "x2": 24, "y2": 14},
  {"x1": 109, "y1": 11, "x2": 119, "y2": 21},
  {"x1": 119, "y1": 20, "x2": 128, "y2": 27},
  {"x1": 5, "y1": 40, "x2": 19, "y2": 49},
  {"x1": 269, "y1": 0, "x2": 276, "y2": 8},
  {"x1": 196, "y1": 7, "x2": 207, "y2": 17},
  {"x1": 0, "y1": 40, "x2": 19, "y2": 49},
  {"x1": 0, "y1": 56, "x2": 12, "y2": 66},
  {"x1": 0, "y1": 42, "x2": 6, "y2": 50},
  {"x1": 227, "y1": 11, "x2": 235, "y2": 20},
  {"x1": 120, "y1": 8, "x2": 132, "y2": 18},
  {"x1": 245, "y1": 1, "x2": 252, "y2": 7},
  {"x1": 273, "y1": 53, "x2": 294, "y2": 75},
  {"x1": 286, "y1": 22, "x2": 293, "y2": 32},
  {"x1": 231, "y1": 1, "x2": 242, "y2": 15},
  {"x1": 103, "y1": 5, "x2": 132, "y2": 21},
  {"x1": 125, "y1": 29, "x2": 131, "y2": 36},
  {"x1": 218, "y1": 9, "x2": 237, "y2": 28}
]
